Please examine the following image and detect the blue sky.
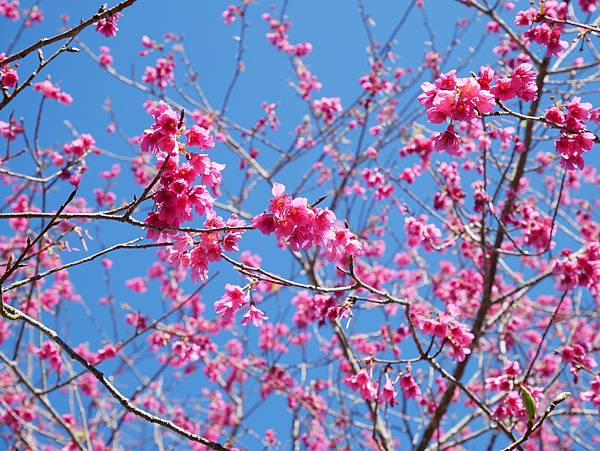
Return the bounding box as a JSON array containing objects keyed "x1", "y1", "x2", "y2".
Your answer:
[{"x1": 2, "y1": 0, "x2": 599, "y2": 449}]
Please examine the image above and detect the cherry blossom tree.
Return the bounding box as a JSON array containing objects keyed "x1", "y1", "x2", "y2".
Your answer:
[{"x1": 0, "y1": 0, "x2": 599, "y2": 449}]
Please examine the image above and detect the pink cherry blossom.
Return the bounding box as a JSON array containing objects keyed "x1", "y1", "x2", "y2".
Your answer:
[{"x1": 95, "y1": 13, "x2": 122, "y2": 38}]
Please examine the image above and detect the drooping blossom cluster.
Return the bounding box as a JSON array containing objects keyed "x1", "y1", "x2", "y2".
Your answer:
[
  {"x1": 345, "y1": 367, "x2": 378, "y2": 401},
  {"x1": 95, "y1": 12, "x2": 122, "y2": 38},
  {"x1": 60, "y1": 133, "x2": 95, "y2": 186},
  {"x1": 553, "y1": 242, "x2": 600, "y2": 295},
  {"x1": 136, "y1": 101, "x2": 226, "y2": 246},
  {"x1": 33, "y1": 80, "x2": 73, "y2": 104},
  {"x1": 582, "y1": 375, "x2": 600, "y2": 412},
  {"x1": 241, "y1": 303, "x2": 268, "y2": 327},
  {"x1": 163, "y1": 213, "x2": 246, "y2": 283},
  {"x1": 515, "y1": 1, "x2": 568, "y2": 56},
  {"x1": 252, "y1": 183, "x2": 363, "y2": 261},
  {"x1": 380, "y1": 373, "x2": 398, "y2": 406},
  {"x1": 214, "y1": 284, "x2": 248, "y2": 323},
  {"x1": 211, "y1": 284, "x2": 268, "y2": 327},
  {"x1": 561, "y1": 343, "x2": 597, "y2": 382},
  {"x1": 399, "y1": 370, "x2": 422, "y2": 399},
  {"x1": 546, "y1": 97, "x2": 598, "y2": 170}
]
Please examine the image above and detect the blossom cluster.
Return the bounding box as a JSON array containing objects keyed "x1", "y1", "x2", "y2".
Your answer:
[
  {"x1": 553, "y1": 242, "x2": 600, "y2": 295},
  {"x1": 0, "y1": 0, "x2": 19, "y2": 20},
  {"x1": 419, "y1": 312, "x2": 475, "y2": 362},
  {"x1": 546, "y1": 97, "x2": 598, "y2": 170},
  {"x1": 252, "y1": 183, "x2": 363, "y2": 261},
  {"x1": 418, "y1": 68, "x2": 496, "y2": 154},
  {"x1": 99, "y1": 45, "x2": 113, "y2": 67},
  {"x1": 0, "y1": 53, "x2": 18, "y2": 89},
  {"x1": 95, "y1": 12, "x2": 122, "y2": 38},
  {"x1": 213, "y1": 284, "x2": 268, "y2": 327},
  {"x1": 142, "y1": 55, "x2": 176, "y2": 89},
  {"x1": 313, "y1": 97, "x2": 343, "y2": 125},
  {"x1": 262, "y1": 13, "x2": 313, "y2": 57},
  {"x1": 515, "y1": 1, "x2": 568, "y2": 56},
  {"x1": 33, "y1": 80, "x2": 73, "y2": 104}
]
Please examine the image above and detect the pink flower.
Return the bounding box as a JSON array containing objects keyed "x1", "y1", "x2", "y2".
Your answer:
[
  {"x1": 33, "y1": 80, "x2": 73, "y2": 104},
  {"x1": 252, "y1": 182, "x2": 361, "y2": 260},
  {"x1": 404, "y1": 215, "x2": 441, "y2": 252},
  {"x1": 95, "y1": 13, "x2": 122, "y2": 38},
  {"x1": 419, "y1": 70, "x2": 495, "y2": 125},
  {"x1": 139, "y1": 101, "x2": 180, "y2": 155},
  {"x1": 125, "y1": 276, "x2": 147, "y2": 293},
  {"x1": 345, "y1": 368, "x2": 378, "y2": 401},
  {"x1": 434, "y1": 125, "x2": 461, "y2": 155},
  {"x1": 490, "y1": 76, "x2": 518, "y2": 101},
  {"x1": 491, "y1": 63, "x2": 538, "y2": 102},
  {"x1": 555, "y1": 132, "x2": 595, "y2": 170},
  {"x1": 380, "y1": 373, "x2": 398, "y2": 406},
  {"x1": 545, "y1": 106, "x2": 565, "y2": 124},
  {"x1": 214, "y1": 284, "x2": 248, "y2": 322},
  {"x1": 252, "y1": 212, "x2": 277, "y2": 235},
  {"x1": 24, "y1": 5, "x2": 43, "y2": 27},
  {"x1": 399, "y1": 372, "x2": 421, "y2": 399},
  {"x1": 63, "y1": 134, "x2": 95, "y2": 157},
  {"x1": 0, "y1": 118, "x2": 23, "y2": 140},
  {"x1": 313, "y1": 97, "x2": 342, "y2": 124},
  {"x1": 142, "y1": 55, "x2": 176, "y2": 89},
  {"x1": 1, "y1": 68, "x2": 17, "y2": 88},
  {"x1": 95, "y1": 344, "x2": 117, "y2": 363},
  {"x1": 579, "y1": 0, "x2": 598, "y2": 13},
  {"x1": 554, "y1": 243, "x2": 600, "y2": 293},
  {"x1": 265, "y1": 429, "x2": 278, "y2": 445},
  {"x1": 34, "y1": 341, "x2": 64, "y2": 374},
  {"x1": 185, "y1": 125, "x2": 215, "y2": 150},
  {"x1": 241, "y1": 304, "x2": 268, "y2": 327},
  {"x1": 99, "y1": 46, "x2": 113, "y2": 67},
  {"x1": 297, "y1": 66, "x2": 322, "y2": 99},
  {"x1": 0, "y1": 0, "x2": 20, "y2": 20},
  {"x1": 222, "y1": 5, "x2": 241, "y2": 24},
  {"x1": 581, "y1": 374, "x2": 600, "y2": 412}
]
